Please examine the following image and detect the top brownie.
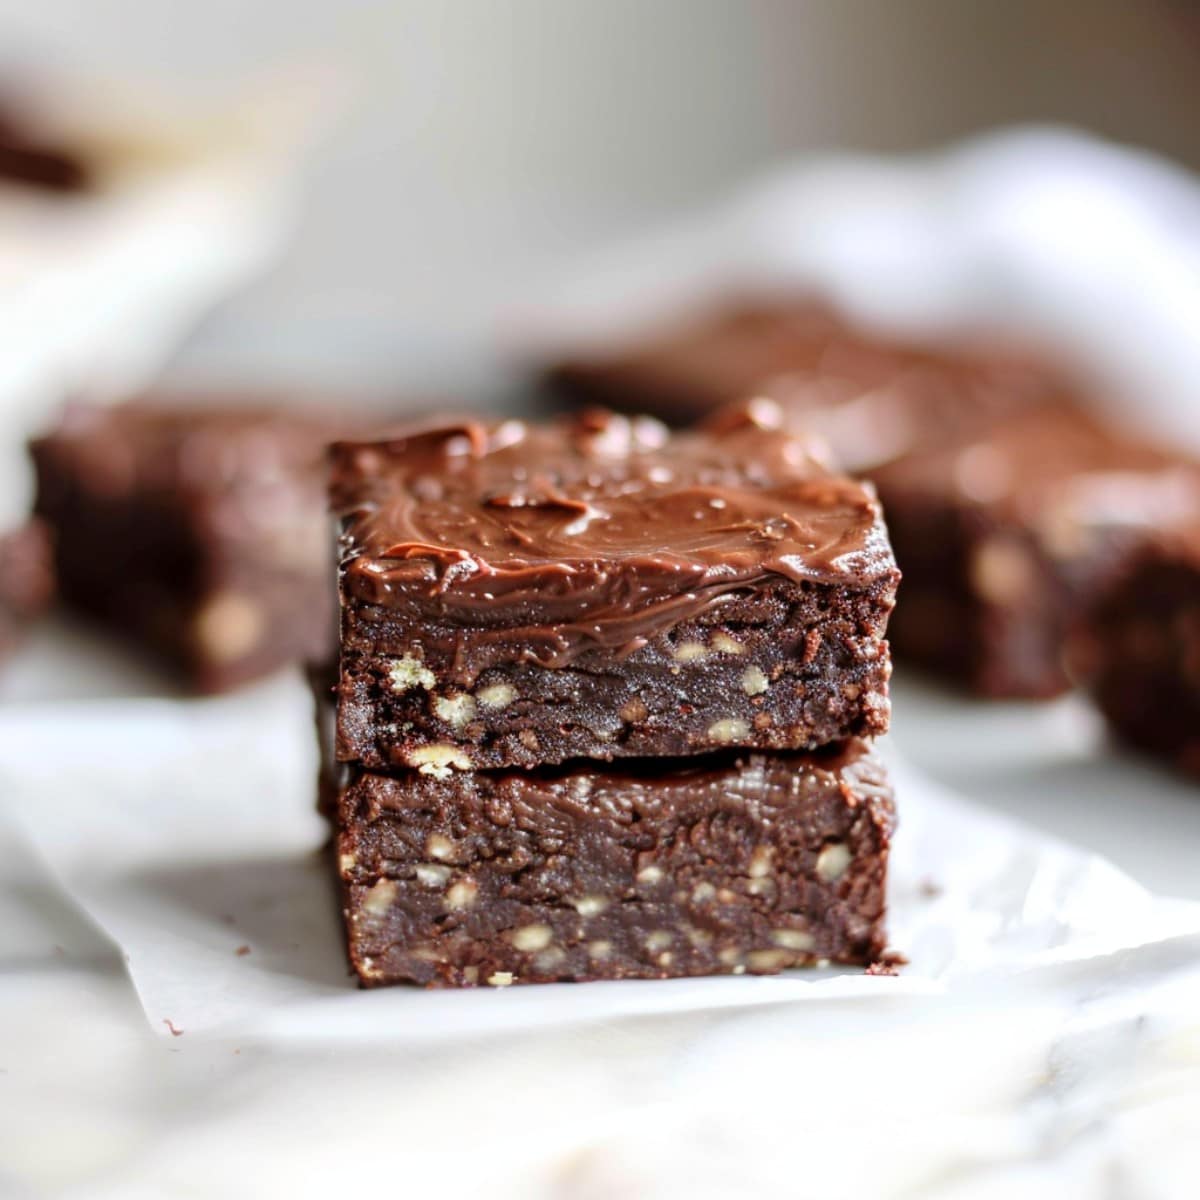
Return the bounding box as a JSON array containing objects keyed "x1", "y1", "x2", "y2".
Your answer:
[{"x1": 333, "y1": 407, "x2": 899, "y2": 772}]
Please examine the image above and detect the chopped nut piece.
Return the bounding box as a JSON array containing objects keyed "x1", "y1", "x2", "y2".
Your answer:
[
  {"x1": 360, "y1": 879, "x2": 398, "y2": 916},
  {"x1": 711, "y1": 632, "x2": 746, "y2": 656},
  {"x1": 816, "y1": 841, "x2": 852, "y2": 883},
  {"x1": 337, "y1": 853, "x2": 356, "y2": 875},
  {"x1": 408, "y1": 744, "x2": 473, "y2": 777},
  {"x1": 691, "y1": 881, "x2": 717, "y2": 902},
  {"x1": 748, "y1": 845, "x2": 774, "y2": 879},
  {"x1": 707, "y1": 718, "x2": 750, "y2": 743},
  {"x1": 674, "y1": 641, "x2": 709, "y2": 662},
  {"x1": 388, "y1": 654, "x2": 436, "y2": 692},
  {"x1": 619, "y1": 697, "x2": 649, "y2": 723},
  {"x1": 572, "y1": 894, "x2": 610, "y2": 917},
  {"x1": 445, "y1": 879, "x2": 478, "y2": 909},
  {"x1": 487, "y1": 971, "x2": 514, "y2": 987},
  {"x1": 717, "y1": 946, "x2": 743, "y2": 966},
  {"x1": 425, "y1": 833, "x2": 456, "y2": 861},
  {"x1": 747, "y1": 948, "x2": 793, "y2": 972},
  {"x1": 433, "y1": 692, "x2": 477, "y2": 730},
  {"x1": 644, "y1": 930, "x2": 672, "y2": 952},
  {"x1": 509, "y1": 923, "x2": 554, "y2": 952},
  {"x1": 636, "y1": 864, "x2": 665, "y2": 884},
  {"x1": 741, "y1": 665, "x2": 769, "y2": 696},
  {"x1": 414, "y1": 863, "x2": 451, "y2": 887},
  {"x1": 476, "y1": 683, "x2": 515, "y2": 710},
  {"x1": 771, "y1": 929, "x2": 815, "y2": 951},
  {"x1": 587, "y1": 940, "x2": 612, "y2": 960},
  {"x1": 535, "y1": 947, "x2": 566, "y2": 971}
]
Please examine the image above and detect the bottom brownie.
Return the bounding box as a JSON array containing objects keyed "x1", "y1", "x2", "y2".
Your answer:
[
  {"x1": 1070, "y1": 524, "x2": 1200, "y2": 778},
  {"x1": 334, "y1": 740, "x2": 894, "y2": 987},
  {"x1": 0, "y1": 519, "x2": 53, "y2": 659}
]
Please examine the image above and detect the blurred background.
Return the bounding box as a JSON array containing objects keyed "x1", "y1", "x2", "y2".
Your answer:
[{"x1": 4, "y1": 0, "x2": 1200, "y2": 394}]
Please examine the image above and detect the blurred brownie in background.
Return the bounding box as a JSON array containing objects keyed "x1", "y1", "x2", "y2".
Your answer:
[
  {"x1": 31, "y1": 399, "x2": 376, "y2": 693},
  {"x1": 1070, "y1": 523, "x2": 1200, "y2": 778},
  {"x1": 0, "y1": 519, "x2": 53, "y2": 660},
  {"x1": 0, "y1": 102, "x2": 90, "y2": 191},
  {"x1": 544, "y1": 301, "x2": 1060, "y2": 430}
]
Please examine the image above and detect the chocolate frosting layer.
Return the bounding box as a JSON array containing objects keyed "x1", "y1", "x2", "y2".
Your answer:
[{"x1": 333, "y1": 408, "x2": 897, "y2": 663}]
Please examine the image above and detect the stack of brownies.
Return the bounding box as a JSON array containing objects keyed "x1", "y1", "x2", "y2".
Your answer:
[{"x1": 324, "y1": 404, "x2": 901, "y2": 987}]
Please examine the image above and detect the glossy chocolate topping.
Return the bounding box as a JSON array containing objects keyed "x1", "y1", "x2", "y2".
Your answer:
[{"x1": 333, "y1": 407, "x2": 896, "y2": 661}]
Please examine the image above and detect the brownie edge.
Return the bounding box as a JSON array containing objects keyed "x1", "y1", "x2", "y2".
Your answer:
[
  {"x1": 336, "y1": 740, "x2": 894, "y2": 988},
  {"x1": 1070, "y1": 523, "x2": 1200, "y2": 777}
]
